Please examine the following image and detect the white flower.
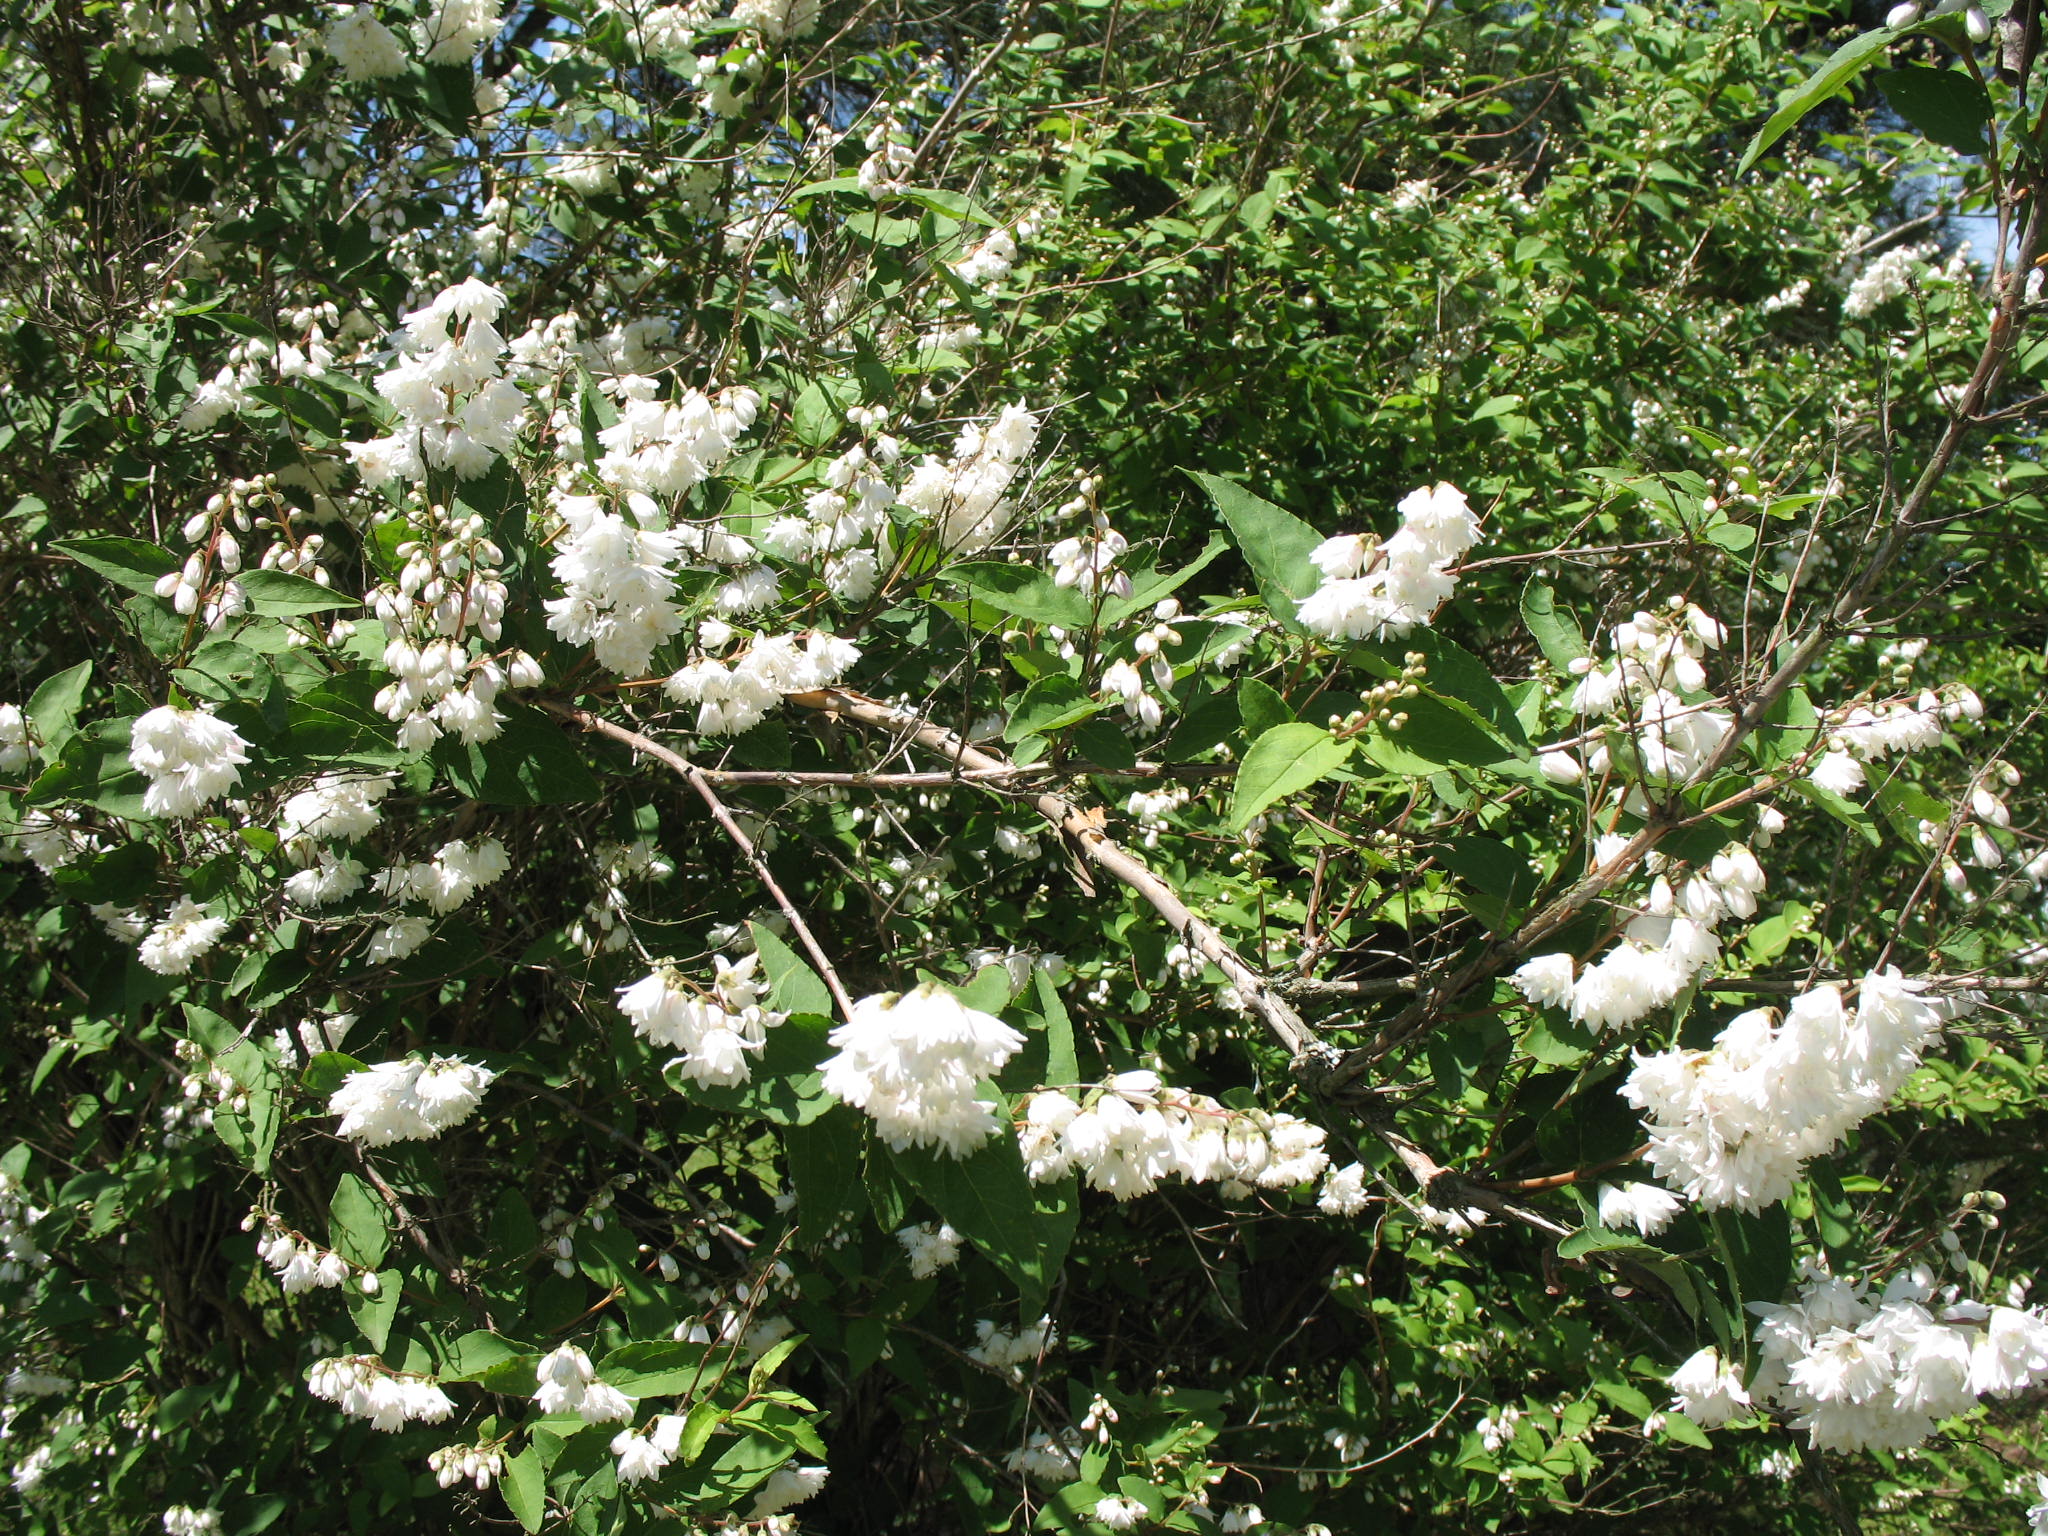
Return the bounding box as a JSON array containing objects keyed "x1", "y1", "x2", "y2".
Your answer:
[
  {"x1": 748, "y1": 1463, "x2": 829, "y2": 1519},
  {"x1": 130, "y1": 705, "x2": 250, "y2": 819},
  {"x1": 821, "y1": 985, "x2": 1024, "y2": 1155},
  {"x1": 0, "y1": 704, "x2": 32, "y2": 773},
  {"x1": 1093, "y1": 1494, "x2": 1147, "y2": 1529},
  {"x1": 1595, "y1": 1181, "x2": 1683, "y2": 1237},
  {"x1": 611, "y1": 1426, "x2": 670, "y2": 1485},
  {"x1": 895, "y1": 1221, "x2": 963, "y2": 1278},
  {"x1": 329, "y1": 1057, "x2": 495, "y2": 1145},
  {"x1": 138, "y1": 898, "x2": 229, "y2": 975},
  {"x1": 1808, "y1": 750, "x2": 1866, "y2": 797},
  {"x1": 1667, "y1": 1346, "x2": 1749, "y2": 1427},
  {"x1": 1316, "y1": 1162, "x2": 1369, "y2": 1217},
  {"x1": 1511, "y1": 952, "x2": 1575, "y2": 1009},
  {"x1": 326, "y1": 5, "x2": 410, "y2": 81}
]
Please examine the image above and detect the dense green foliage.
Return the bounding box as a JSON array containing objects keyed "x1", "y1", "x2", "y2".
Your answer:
[{"x1": 3, "y1": 1, "x2": 2048, "y2": 1533}]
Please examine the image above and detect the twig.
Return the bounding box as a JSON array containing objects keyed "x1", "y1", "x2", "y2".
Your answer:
[{"x1": 545, "y1": 703, "x2": 858, "y2": 1022}]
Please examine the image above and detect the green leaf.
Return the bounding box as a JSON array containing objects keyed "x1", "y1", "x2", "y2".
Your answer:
[
  {"x1": 1876, "y1": 65, "x2": 1992, "y2": 156},
  {"x1": 1521, "y1": 580, "x2": 1586, "y2": 670},
  {"x1": 502, "y1": 1445, "x2": 546, "y2": 1533},
  {"x1": 346, "y1": 1269, "x2": 401, "y2": 1353},
  {"x1": 53, "y1": 536, "x2": 178, "y2": 594},
  {"x1": 890, "y1": 1137, "x2": 1073, "y2": 1310},
  {"x1": 1096, "y1": 533, "x2": 1229, "y2": 626},
  {"x1": 437, "y1": 705, "x2": 602, "y2": 805},
  {"x1": 1005, "y1": 674, "x2": 1103, "y2": 744},
  {"x1": 1182, "y1": 470, "x2": 1323, "y2": 632},
  {"x1": 1227, "y1": 722, "x2": 1353, "y2": 830},
  {"x1": 749, "y1": 922, "x2": 835, "y2": 1018},
  {"x1": 785, "y1": 1109, "x2": 865, "y2": 1244},
  {"x1": 1738, "y1": 27, "x2": 1895, "y2": 176},
  {"x1": 25, "y1": 660, "x2": 92, "y2": 756},
  {"x1": 596, "y1": 1340, "x2": 716, "y2": 1397},
  {"x1": 941, "y1": 562, "x2": 1095, "y2": 629},
  {"x1": 1237, "y1": 677, "x2": 1293, "y2": 740},
  {"x1": 1711, "y1": 1205, "x2": 1794, "y2": 1359},
  {"x1": 328, "y1": 1172, "x2": 390, "y2": 1272},
  {"x1": 1662, "y1": 1412, "x2": 1713, "y2": 1448},
  {"x1": 747, "y1": 1332, "x2": 805, "y2": 1395},
  {"x1": 1034, "y1": 968, "x2": 1078, "y2": 1085},
  {"x1": 235, "y1": 569, "x2": 358, "y2": 616},
  {"x1": 673, "y1": 1399, "x2": 725, "y2": 1464},
  {"x1": 1790, "y1": 777, "x2": 1881, "y2": 848}
]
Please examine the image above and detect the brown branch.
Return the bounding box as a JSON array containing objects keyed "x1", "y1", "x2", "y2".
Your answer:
[
  {"x1": 543, "y1": 702, "x2": 858, "y2": 1022},
  {"x1": 784, "y1": 687, "x2": 1325, "y2": 1064}
]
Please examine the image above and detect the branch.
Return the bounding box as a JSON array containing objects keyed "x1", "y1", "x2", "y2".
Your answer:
[
  {"x1": 785, "y1": 688, "x2": 1327, "y2": 1065},
  {"x1": 544, "y1": 703, "x2": 858, "y2": 1022}
]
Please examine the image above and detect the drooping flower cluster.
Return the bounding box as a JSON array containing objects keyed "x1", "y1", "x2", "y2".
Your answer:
[
  {"x1": 1566, "y1": 599, "x2": 1731, "y2": 789},
  {"x1": 129, "y1": 705, "x2": 250, "y2": 819},
  {"x1": 416, "y1": 0, "x2": 502, "y2": 63},
  {"x1": 306, "y1": 1355, "x2": 455, "y2": 1431},
  {"x1": 750, "y1": 1462, "x2": 831, "y2": 1519},
  {"x1": 0, "y1": 1170, "x2": 50, "y2": 1282},
  {"x1": 1672, "y1": 1262, "x2": 2048, "y2": 1452},
  {"x1": 1015, "y1": 1071, "x2": 1330, "y2": 1200},
  {"x1": 610, "y1": 1414, "x2": 691, "y2": 1484},
  {"x1": 347, "y1": 278, "x2": 526, "y2": 484},
  {"x1": 277, "y1": 772, "x2": 393, "y2": 907},
  {"x1": 1841, "y1": 241, "x2": 1938, "y2": 319},
  {"x1": 819, "y1": 985, "x2": 1025, "y2": 1155},
  {"x1": 664, "y1": 631, "x2": 862, "y2": 736},
  {"x1": 593, "y1": 375, "x2": 762, "y2": 498},
  {"x1": 545, "y1": 494, "x2": 692, "y2": 676},
  {"x1": 325, "y1": 4, "x2": 409, "y2": 80},
  {"x1": 895, "y1": 1221, "x2": 963, "y2": 1278},
  {"x1": 617, "y1": 952, "x2": 787, "y2": 1087},
  {"x1": 1595, "y1": 1181, "x2": 1684, "y2": 1237},
  {"x1": 429, "y1": 1442, "x2": 505, "y2": 1491},
  {"x1": 329, "y1": 1056, "x2": 496, "y2": 1146},
  {"x1": 898, "y1": 403, "x2": 1040, "y2": 555},
  {"x1": 1512, "y1": 838, "x2": 1766, "y2": 1031},
  {"x1": 162, "y1": 1507, "x2": 221, "y2": 1535},
  {"x1": 255, "y1": 1223, "x2": 355, "y2": 1295},
  {"x1": 1622, "y1": 969, "x2": 1972, "y2": 1211},
  {"x1": 533, "y1": 1344, "x2": 634, "y2": 1423},
  {"x1": 1296, "y1": 482, "x2": 1480, "y2": 642},
  {"x1": 138, "y1": 897, "x2": 231, "y2": 976}
]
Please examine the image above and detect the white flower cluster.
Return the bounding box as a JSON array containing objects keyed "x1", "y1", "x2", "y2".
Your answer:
[
  {"x1": 1476, "y1": 1404, "x2": 1522, "y2": 1454},
  {"x1": 951, "y1": 225, "x2": 1023, "y2": 288},
  {"x1": 374, "y1": 836, "x2": 512, "y2": 916},
  {"x1": 968, "y1": 1316, "x2": 1052, "y2": 1370},
  {"x1": 1842, "y1": 241, "x2": 1937, "y2": 319},
  {"x1": 594, "y1": 375, "x2": 761, "y2": 499},
  {"x1": 1806, "y1": 687, "x2": 1973, "y2": 802},
  {"x1": 898, "y1": 402, "x2": 1040, "y2": 555},
  {"x1": 665, "y1": 631, "x2": 862, "y2": 736},
  {"x1": 162, "y1": 1507, "x2": 220, "y2": 1535},
  {"x1": 1296, "y1": 482, "x2": 1480, "y2": 642},
  {"x1": 348, "y1": 279, "x2": 527, "y2": 484},
  {"x1": 1048, "y1": 506, "x2": 1129, "y2": 600},
  {"x1": 1760, "y1": 277, "x2": 1812, "y2": 314},
  {"x1": 429, "y1": 1442, "x2": 505, "y2": 1491},
  {"x1": 609, "y1": 1413, "x2": 692, "y2": 1484},
  {"x1": 370, "y1": 510, "x2": 533, "y2": 751},
  {"x1": 750, "y1": 1462, "x2": 831, "y2": 1518},
  {"x1": 895, "y1": 1221, "x2": 963, "y2": 1278},
  {"x1": 1595, "y1": 1181, "x2": 1683, "y2": 1236},
  {"x1": 1097, "y1": 602, "x2": 1183, "y2": 733},
  {"x1": 325, "y1": 5, "x2": 409, "y2": 81},
  {"x1": 1622, "y1": 969, "x2": 1971, "y2": 1211},
  {"x1": 0, "y1": 703, "x2": 32, "y2": 774},
  {"x1": 1673, "y1": 1262, "x2": 2048, "y2": 1452},
  {"x1": 306, "y1": 1355, "x2": 455, "y2": 1431},
  {"x1": 618, "y1": 952, "x2": 786, "y2": 1087},
  {"x1": 1005, "y1": 1428, "x2": 1082, "y2": 1483},
  {"x1": 138, "y1": 898, "x2": 231, "y2": 976},
  {"x1": 416, "y1": 0, "x2": 501, "y2": 63},
  {"x1": 255, "y1": 1223, "x2": 355, "y2": 1295},
  {"x1": 534, "y1": 1344, "x2": 634, "y2": 1423},
  {"x1": 1123, "y1": 784, "x2": 1189, "y2": 849},
  {"x1": 1511, "y1": 838, "x2": 1765, "y2": 1031},
  {"x1": 1015, "y1": 1071, "x2": 1329, "y2": 1200},
  {"x1": 1566, "y1": 599, "x2": 1731, "y2": 789},
  {"x1": 129, "y1": 705, "x2": 250, "y2": 819},
  {"x1": 731, "y1": 0, "x2": 821, "y2": 40},
  {"x1": 329, "y1": 1056, "x2": 496, "y2": 1146},
  {"x1": 1094, "y1": 1495, "x2": 1148, "y2": 1529},
  {"x1": 545, "y1": 493, "x2": 692, "y2": 676},
  {"x1": 0, "y1": 1171, "x2": 50, "y2": 1282},
  {"x1": 277, "y1": 773, "x2": 392, "y2": 907},
  {"x1": 820, "y1": 985, "x2": 1026, "y2": 1156}
]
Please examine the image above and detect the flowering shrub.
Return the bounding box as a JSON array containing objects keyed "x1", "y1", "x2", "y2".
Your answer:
[{"x1": 5, "y1": 1, "x2": 2048, "y2": 1533}]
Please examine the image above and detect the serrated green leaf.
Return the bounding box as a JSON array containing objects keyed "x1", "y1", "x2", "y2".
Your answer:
[
  {"x1": 1227, "y1": 722, "x2": 1353, "y2": 830},
  {"x1": 1738, "y1": 27, "x2": 1895, "y2": 176},
  {"x1": 1182, "y1": 469, "x2": 1323, "y2": 631}
]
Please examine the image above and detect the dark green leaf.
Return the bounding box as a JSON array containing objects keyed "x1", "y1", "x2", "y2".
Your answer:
[
  {"x1": 1182, "y1": 469, "x2": 1324, "y2": 632},
  {"x1": 1876, "y1": 65, "x2": 1992, "y2": 156},
  {"x1": 1227, "y1": 722, "x2": 1353, "y2": 830},
  {"x1": 1738, "y1": 27, "x2": 1896, "y2": 175}
]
